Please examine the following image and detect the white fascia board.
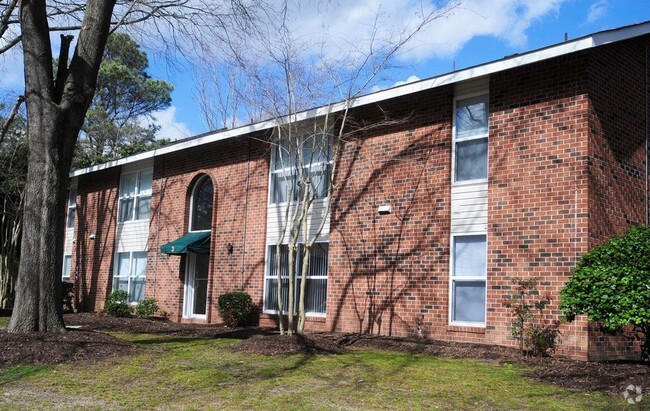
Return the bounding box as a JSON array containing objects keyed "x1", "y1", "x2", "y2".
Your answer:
[{"x1": 70, "y1": 21, "x2": 650, "y2": 178}]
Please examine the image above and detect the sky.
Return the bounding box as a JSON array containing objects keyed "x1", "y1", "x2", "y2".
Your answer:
[{"x1": 1, "y1": 0, "x2": 650, "y2": 141}]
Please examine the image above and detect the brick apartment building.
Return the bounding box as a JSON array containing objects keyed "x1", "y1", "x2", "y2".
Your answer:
[{"x1": 63, "y1": 22, "x2": 650, "y2": 361}]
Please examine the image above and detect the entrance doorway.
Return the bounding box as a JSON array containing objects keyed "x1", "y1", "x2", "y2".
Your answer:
[{"x1": 184, "y1": 253, "x2": 209, "y2": 318}]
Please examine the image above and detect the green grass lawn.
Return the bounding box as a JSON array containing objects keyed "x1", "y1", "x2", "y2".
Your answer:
[
  {"x1": 0, "y1": 332, "x2": 626, "y2": 410},
  {"x1": 0, "y1": 315, "x2": 9, "y2": 329}
]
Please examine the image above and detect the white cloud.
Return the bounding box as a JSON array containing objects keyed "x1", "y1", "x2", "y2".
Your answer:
[
  {"x1": 142, "y1": 106, "x2": 193, "y2": 141},
  {"x1": 392, "y1": 75, "x2": 421, "y2": 88},
  {"x1": 586, "y1": 0, "x2": 608, "y2": 24},
  {"x1": 282, "y1": 0, "x2": 567, "y2": 62}
]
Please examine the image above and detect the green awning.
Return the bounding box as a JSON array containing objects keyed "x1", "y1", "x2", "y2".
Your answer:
[{"x1": 160, "y1": 231, "x2": 211, "y2": 255}]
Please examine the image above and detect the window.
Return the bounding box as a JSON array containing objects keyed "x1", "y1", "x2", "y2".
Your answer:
[
  {"x1": 62, "y1": 255, "x2": 72, "y2": 282},
  {"x1": 66, "y1": 188, "x2": 76, "y2": 229},
  {"x1": 118, "y1": 169, "x2": 153, "y2": 222},
  {"x1": 450, "y1": 234, "x2": 487, "y2": 325},
  {"x1": 190, "y1": 176, "x2": 213, "y2": 231},
  {"x1": 454, "y1": 94, "x2": 488, "y2": 183},
  {"x1": 264, "y1": 242, "x2": 328, "y2": 315},
  {"x1": 113, "y1": 251, "x2": 147, "y2": 303},
  {"x1": 270, "y1": 134, "x2": 331, "y2": 204}
]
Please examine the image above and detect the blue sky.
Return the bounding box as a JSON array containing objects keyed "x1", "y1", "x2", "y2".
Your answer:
[
  {"x1": 147, "y1": 0, "x2": 650, "y2": 139},
  {"x1": 2, "y1": 0, "x2": 650, "y2": 140}
]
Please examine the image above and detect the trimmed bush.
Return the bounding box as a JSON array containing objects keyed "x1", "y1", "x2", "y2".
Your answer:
[
  {"x1": 104, "y1": 290, "x2": 131, "y2": 317},
  {"x1": 560, "y1": 225, "x2": 650, "y2": 361},
  {"x1": 218, "y1": 291, "x2": 255, "y2": 326},
  {"x1": 134, "y1": 298, "x2": 159, "y2": 318}
]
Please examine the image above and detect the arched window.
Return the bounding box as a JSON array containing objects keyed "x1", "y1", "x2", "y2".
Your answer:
[{"x1": 190, "y1": 176, "x2": 213, "y2": 231}]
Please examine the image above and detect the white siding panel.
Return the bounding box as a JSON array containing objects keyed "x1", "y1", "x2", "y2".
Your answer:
[
  {"x1": 455, "y1": 76, "x2": 489, "y2": 97},
  {"x1": 116, "y1": 220, "x2": 150, "y2": 252},
  {"x1": 121, "y1": 158, "x2": 153, "y2": 174},
  {"x1": 451, "y1": 182, "x2": 488, "y2": 233},
  {"x1": 63, "y1": 228, "x2": 74, "y2": 255},
  {"x1": 266, "y1": 199, "x2": 330, "y2": 245}
]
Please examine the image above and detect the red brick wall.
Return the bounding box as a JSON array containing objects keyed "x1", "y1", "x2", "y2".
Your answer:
[
  {"x1": 585, "y1": 36, "x2": 649, "y2": 360},
  {"x1": 73, "y1": 167, "x2": 121, "y2": 312},
  {"x1": 327, "y1": 85, "x2": 454, "y2": 337},
  {"x1": 488, "y1": 52, "x2": 592, "y2": 359},
  {"x1": 146, "y1": 136, "x2": 270, "y2": 322},
  {"x1": 71, "y1": 37, "x2": 648, "y2": 362},
  {"x1": 323, "y1": 51, "x2": 597, "y2": 359}
]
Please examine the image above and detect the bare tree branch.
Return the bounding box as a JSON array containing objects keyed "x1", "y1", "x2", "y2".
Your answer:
[{"x1": 0, "y1": 95, "x2": 24, "y2": 146}]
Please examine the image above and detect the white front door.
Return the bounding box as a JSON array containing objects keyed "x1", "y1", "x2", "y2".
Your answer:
[{"x1": 184, "y1": 253, "x2": 209, "y2": 319}]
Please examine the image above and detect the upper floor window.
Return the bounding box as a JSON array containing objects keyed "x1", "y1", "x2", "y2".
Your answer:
[
  {"x1": 190, "y1": 175, "x2": 214, "y2": 231},
  {"x1": 453, "y1": 94, "x2": 488, "y2": 183},
  {"x1": 66, "y1": 188, "x2": 77, "y2": 229},
  {"x1": 118, "y1": 169, "x2": 153, "y2": 223},
  {"x1": 270, "y1": 133, "x2": 331, "y2": 204}
]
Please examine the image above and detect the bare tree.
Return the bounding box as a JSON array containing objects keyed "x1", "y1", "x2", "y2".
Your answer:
[
  {"x1": 211, "y1": 0, "x2": 459, "y2": 334},
  {"x1": 0, "y1": 95, "x2": 24, "y2": 146},
  {"x1": 5, "y1": 0, "x2": 260, "y2": 332}
]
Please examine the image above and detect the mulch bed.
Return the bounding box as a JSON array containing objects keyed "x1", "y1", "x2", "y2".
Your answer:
[
  {"x1": 0, "y1": 329, "x2": 138, "y2": 369},
  {"x1": 323, "y1": 333, "x2": 650, "y2": 395},
  {"x1": 0, "y1": 313, "x2": 647, "y2": 396},
  {"x1": 233, "y1": 333, "x2": 346, "y2": 355}
]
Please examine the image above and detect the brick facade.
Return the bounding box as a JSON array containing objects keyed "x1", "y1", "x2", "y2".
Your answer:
[
  {"x1": 74, "y1": 167, "x2": 121, "y2": 312},
  {"x1": 68, "y1": 32, "x2": 649, "y2": 361}
]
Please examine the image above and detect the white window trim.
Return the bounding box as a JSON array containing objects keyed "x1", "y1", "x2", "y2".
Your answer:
[
  {"x1": 262, "y1": 242, "x2": 329, "y2": 318},
  {"x1": 448, "y1": 232, "x2": 488, "y2": 327},
  {"x1": 268, "y1": 133, "x2": 333, "y2": 206},
  {"x1": 112, "y1": 251, "x2": 148, "y2": 304},
  {"x1": 117, "y1": 168, "x2": 152, "y2": 223},
  {"x1": 451, "y1": 92, "x2": 489, "y2": 187},
  {"x1": 62, "y1": 255, "x2": 72, "y2": 282}
]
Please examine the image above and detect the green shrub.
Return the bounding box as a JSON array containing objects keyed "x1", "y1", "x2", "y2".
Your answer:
[
  {"x1": 104, "y1": 290, "x2": 131, "y2": 317},
  {"x1": 560, "y1": 225, "x2": 650, "y2": 361},
  {"x1": 61, "y1": 282, "x2": 74, "y2": 313},
  {"x1": 134, "y1": 298, "x2": 159, "y2": 318},
  {"x1": 218, "y1": 291, "x2": 256, "y2": 327}
]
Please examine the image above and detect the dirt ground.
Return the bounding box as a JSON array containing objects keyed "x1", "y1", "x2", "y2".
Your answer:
[{"x1": 0, "y1": 313, "x2": 647, "y2": 396}]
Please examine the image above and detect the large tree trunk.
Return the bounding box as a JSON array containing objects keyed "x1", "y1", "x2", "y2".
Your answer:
[
  {"x1": 9, "y1": 117, "x2": 69, "y2": 331},
  {"x1": 8, "y1": 0, "x2": 116, "y2": 333}
]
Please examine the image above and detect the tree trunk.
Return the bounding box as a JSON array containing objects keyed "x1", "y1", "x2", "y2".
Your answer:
[
  {"x1": 296, "y1": 244, "x2": 310, "y2": 334},
  {"x1": 275, "y1": 243, "x2": 284, "y2": 335},
  {"x1": 9, "y1": 120, "x2": 68, "y2": 331},
  {"x1": 286, "y1": 242, "x2": 296, "y2": 335},
  {"x1": 8, "y1": 0, "x2": 116, "y2": 332},
  {"x1": 0, "y1": 194, "x2": 22, "y2": 310},
  {"x1": 296, "y1": 192, "x2": 314, "y2": 335}
]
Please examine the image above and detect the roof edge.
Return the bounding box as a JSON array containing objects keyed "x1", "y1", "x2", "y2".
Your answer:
[{"x1": 70, "y1": 20, "x2": 650, "y2": 178}]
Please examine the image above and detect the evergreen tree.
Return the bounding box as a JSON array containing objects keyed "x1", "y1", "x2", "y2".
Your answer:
[{"x1": 74, "y1": 33, "x2": 173, "y2": 168}]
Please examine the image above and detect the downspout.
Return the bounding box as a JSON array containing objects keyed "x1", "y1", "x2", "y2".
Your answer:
[
  {"x1": 240, "y1": 142, "x2": 251, "y2": 289},
  {"x1": 646, "y1": 37, "x2": 649, "y2": 225}
]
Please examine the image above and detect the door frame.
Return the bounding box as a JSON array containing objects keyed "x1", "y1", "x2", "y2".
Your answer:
[{"x1": 183, "y1": 252, "x2": 209, "y2": 319}]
